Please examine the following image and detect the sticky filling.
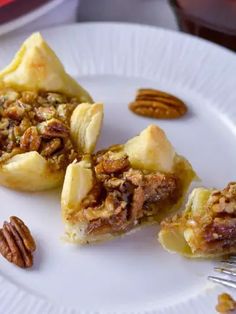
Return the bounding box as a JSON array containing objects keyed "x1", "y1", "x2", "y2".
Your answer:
[
  {"x1": 190, "y1": 183, "x2": 236, "y2": 254},
  {"x1": 164, "y1": 182, "x2": 236, "y2": 255},
  {"x1": 79, "y1": 150, "x2": 182, "y2": 236}
]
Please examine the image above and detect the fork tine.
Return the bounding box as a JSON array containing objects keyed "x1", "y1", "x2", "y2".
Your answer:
[
  {"x1": 208, "y1": 276, "x2": 236, "y2": 289},
  {"x1": 220, "y1": 260, "x2": 236, "y2": 266},
  {"x1": 214, "y1": 267, "x2": 236, "y2": 276},
  {"x1": 228, "y1": 256, "x2": 236, "y2": 260}
]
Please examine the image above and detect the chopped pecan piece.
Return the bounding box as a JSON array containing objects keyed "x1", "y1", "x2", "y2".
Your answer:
[
  {"x1": 20, "y1": 126, "x2": 41, "y2": 152},
  {"x1": 57, "y1": 104, "x2": 76, "y2": 120},
  {"x1": 204, "y1": 217, "x2": 236, "y2": 246},
  {"x1": 95, "y1": 152, "x2": 130, "y2": 175},
  {"x1": 87, "y1": 210, "x2": 128, "y2": 235},
  {"x1": 47, "y1": 92, "x2": 66, "y2": 104},
  {"x1": 104, "y1": 191, "x2": 126, "y2": 215},
  {"x1": 21, "y1": 91, "x2": 37, "y2": 104},
  {"x1": 40, "y1": 138, "x2": 62, "y2": 157},
  {"x1": 208, "y1": 182, "x2": 236, "y2": 214},
  {"x1": 35, "y1": 106, "x2": 56, "y2": 121},
  {"x1": 130, "y1": 186, "x2": 145, "y2": 220},
  {"x1": 0, "y1": 216, "x2": 36, "y2": 268},
  {"x1": 19, "y1": 117, "x2": 32, "y2": 133},
  {"x1": 216, "y1": 293, "x2": 236, "y2": 313},
  {"x1": 0, "y1": 118, "x2": 9, "y2": 130},
  {"x1": 38, "y1": 118, "x2": 69, "y2": 138},
  {"x1": 143, "y1": 173, "x2": 179, "y2": 203},
  {"x1": 82, "y1": 182, "x2": 102, "y2": 208},
  {"x1": 4, "y1": 103, "x2": 25, "y2": 121},
  {"x1": 108, "y1": 210, "x2": 129, "y2": 232}
]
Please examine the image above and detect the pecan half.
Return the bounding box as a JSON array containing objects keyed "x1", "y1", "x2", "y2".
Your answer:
[
  {"x1": 20, "y1": 126, "x2": 41, "y2": 151},
  {"x1": 129, "y1": 88, "x2": 187, "y2": 119},
  {"x1": 0, "y1": 216, "x2": 36, "y2": 268}
]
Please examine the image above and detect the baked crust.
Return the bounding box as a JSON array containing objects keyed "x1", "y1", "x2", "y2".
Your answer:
[
  {"x1": 61, "y1": 125, "x2": 196, "y2": 244},
  {"x1": 0, "y1": 33, "x2": 103, "y2": 191},
  {"x1": 159, "y1": 182, "x2": 236, "y2": 258}
]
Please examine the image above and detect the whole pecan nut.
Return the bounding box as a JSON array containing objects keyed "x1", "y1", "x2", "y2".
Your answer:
[
  {"x1": 0, "y1": 216, "x2": 36, "y2": 268},
  {"x1": 129, "y1": 88, "x2": 187, "y2": 119}
]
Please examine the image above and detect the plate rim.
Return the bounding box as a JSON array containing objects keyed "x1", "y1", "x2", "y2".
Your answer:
[{"x1": 42, "y1": 21, "x2": 236, "y2": 57}]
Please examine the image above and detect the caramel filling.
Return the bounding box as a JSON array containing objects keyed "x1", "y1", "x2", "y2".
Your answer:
[
  {"x1": 176, "y1": 182, "x2": 236, "y2": 255},
  {"x1": 196, "y1": 183, "x2": 236, "y2": 254},
  {"x1": 80, "y1": 151, "x2": 181, "y2": 236}
]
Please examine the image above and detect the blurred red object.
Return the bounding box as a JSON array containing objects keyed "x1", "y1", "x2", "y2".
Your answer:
[
  {"x1": 0, "y1": 0, "x2": 53, "y2": 24},
  {"x1": 0, "y1": 0, "x2": 14, "y2": 8},
  {"x1": 169, "y1": 0, "x2": 236, "y2": 51}
]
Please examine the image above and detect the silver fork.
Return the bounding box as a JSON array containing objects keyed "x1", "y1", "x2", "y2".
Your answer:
[{"x1": 208, "y1": 256, "x2": 236, "y2": 288}]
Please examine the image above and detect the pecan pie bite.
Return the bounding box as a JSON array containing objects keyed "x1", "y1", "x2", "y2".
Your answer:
[
  {"x1": 0, "y1": 33, "x2": 103, "y2": 191},
  {"x1": 159, "y1": 182, "x2": 236, "y2": 258},
  {"x1": 61, "y1": 125, "x2": 196, "y2": 244}
]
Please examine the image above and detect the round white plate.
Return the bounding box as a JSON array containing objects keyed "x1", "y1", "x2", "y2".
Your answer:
[{"x1": 0, "y1": 23, "x2": 236, "y2": 314}]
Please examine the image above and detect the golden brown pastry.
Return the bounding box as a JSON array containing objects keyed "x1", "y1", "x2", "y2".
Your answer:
[
  {"x1": 0, "y1": 33, "x2": 103, "y2": 191},
  {"x1": 159, "y1": 182, "x2": 236, "y2": 258},
  {"x1": 216, "y1": 293, "x2": 236, "y2": 313},
  {"x1": 61, "y1": 125, "x2": 196, "y2": 244}
]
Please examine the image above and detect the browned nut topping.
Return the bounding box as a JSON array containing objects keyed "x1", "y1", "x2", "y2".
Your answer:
[
  {"x1": 21, "y1": 91, "x2": 37, "y2": 103},
  {"x1": 35, "y1": 106, "x2": 56, "y2": 122},
  {"x1": 38, "y1": 118, "x2": 69, "y2": 138},
  {"x1": 129, "y1": 88, "x2": 187, "y2": 119},
  {"x1": 4, "y1": 104, "x2": 25, "y2": 121},
  {"x1": 46, "y1": 92, "x2": 66, "y2": 104},
  {"x1": 20, "y1": 126, "x2": 41, "y2": 152},
  {"x1": 0, "y1": 90, "x2": 79, "y2": 172},
  {"x1": 95, "y1": 152, "x2": 130, "y2": 175},
  {"x1": 216, "y1": 293, "x2": 236, "y2": 313},
  {"x1": 41, "y1": 138, "x2": 62, "y2": 157},
  {"x1": 20, "y1": 126, "x2": 41, "y2": 151},
  {"x1": 0, "y1": 216, "x2": 36, "y2": 268}
]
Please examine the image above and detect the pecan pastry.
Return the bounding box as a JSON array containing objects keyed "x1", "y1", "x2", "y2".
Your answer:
[
  {"x1": 61, "y1": 125, "x2": 196, "y2": 244},
  {"x1": 0, "y1": 33, "x2": 103, "y2": 191},
  {"x1": 159, "y1": 182, "x2": 236, "y2": 258}
]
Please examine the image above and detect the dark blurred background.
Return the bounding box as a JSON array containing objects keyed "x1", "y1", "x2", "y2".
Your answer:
[{"x1": 1, "y1": 0, "x2": 236, "y2": 51}]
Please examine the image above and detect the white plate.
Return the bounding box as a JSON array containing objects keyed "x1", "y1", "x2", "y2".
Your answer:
[{"x1": 0, "y1": 23, "x2": 236, "y2": 314}]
